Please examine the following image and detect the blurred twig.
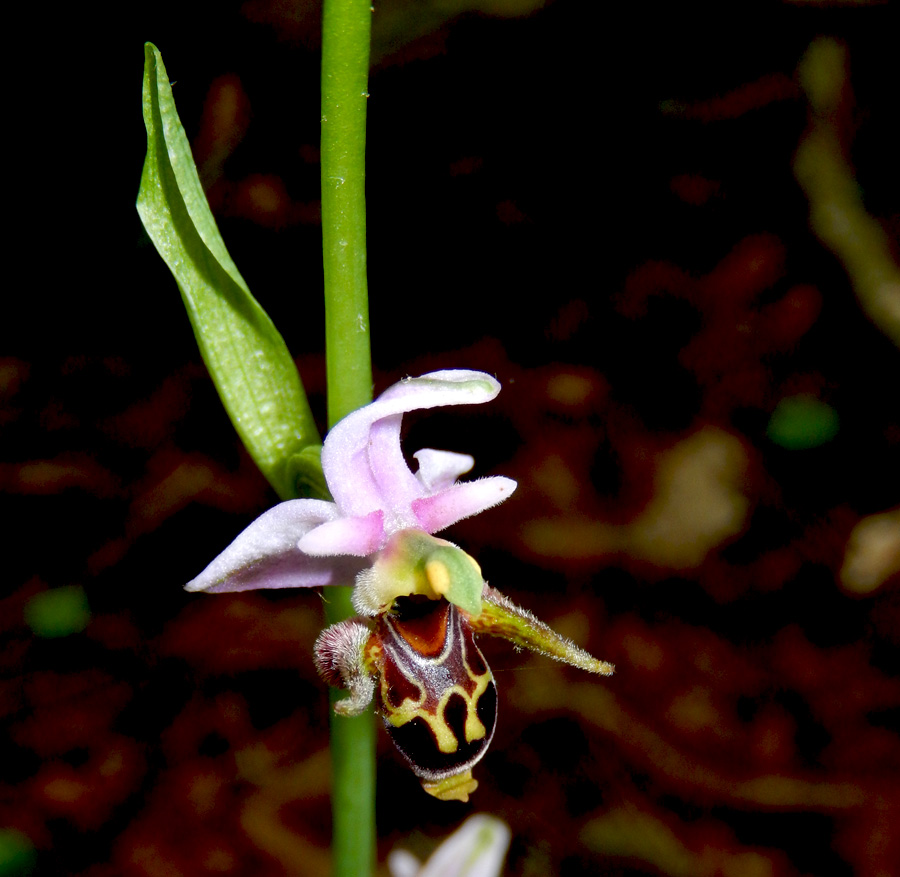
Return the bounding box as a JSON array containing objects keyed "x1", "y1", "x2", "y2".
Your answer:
[{"x1": 794, "y1": 38, "x2": 900, "y2": 349}]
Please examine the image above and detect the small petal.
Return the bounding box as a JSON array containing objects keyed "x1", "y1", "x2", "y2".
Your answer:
[
  {"x1": 412, "y1": 476, "x2": 517, "y2": 534},
  {"x1": 413, "y1": 449, "x2": 474, "y2": 492},
  {"x1": 298, "y1": 510, "x2": 385, "y2": 557},
  {"x1": 323, "y1": 371, "x2": 501, "y2": 518},
  {"x1": 185, "y1": 500, "x2": 365, "y2": 592}
]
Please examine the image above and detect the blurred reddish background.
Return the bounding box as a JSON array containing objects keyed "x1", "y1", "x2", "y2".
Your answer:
[{"x1": 3, "y1": 1, "x2": 899, "y2": 874}]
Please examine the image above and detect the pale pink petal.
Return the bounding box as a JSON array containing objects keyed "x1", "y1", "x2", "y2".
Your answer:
[
  {"x1": 412, "y1": 476, "x2": 517, "y2": 533},
  {"x1": 323, "y1": 371, "x2": 501, "y2": 518},
  {"x1": 418, "y1": 814, "x2": 510, "y2": 877},
  {"x1": 413, "y1": 449, "x2": 474, "y2": 492},
  {"x1": 297, "y1": 510, "x2": 385, "y2": 557},
  {"x1": 185, "y1": 500, "x2": 364, "y2": 592}
]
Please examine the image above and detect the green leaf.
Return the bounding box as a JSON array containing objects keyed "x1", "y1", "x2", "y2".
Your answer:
[{"x1": 136, "y1": 43, "x2": 318, "y2": 500}]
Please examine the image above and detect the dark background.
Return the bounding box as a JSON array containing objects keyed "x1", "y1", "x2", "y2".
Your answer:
[{"x1": 3, "y1": 1, "x2": 899, "y2": 875}]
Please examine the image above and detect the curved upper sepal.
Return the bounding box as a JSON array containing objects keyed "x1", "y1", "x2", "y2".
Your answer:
[{"x1": 323, "y1": 371, "x2": 505, "y2": 521}]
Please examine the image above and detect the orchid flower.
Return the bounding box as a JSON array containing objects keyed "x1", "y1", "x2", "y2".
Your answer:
[
  {"x1": 387, "y1": 814, "x2": 511, "y2": 877},
  {"x1": 187, "y1": 370, "x2": 614, "y2": 801},
  {"x1": 186, "y1": 370, "x2": 515, "y2": 611}
]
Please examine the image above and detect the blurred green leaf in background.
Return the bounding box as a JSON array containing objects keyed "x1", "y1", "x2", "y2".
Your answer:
[
  {"x1": 767, "y1": 394, "x2": 840, "y2": 450},
  {"x1": 23, "y1": 586, "x2": 91, "y2": 639}
]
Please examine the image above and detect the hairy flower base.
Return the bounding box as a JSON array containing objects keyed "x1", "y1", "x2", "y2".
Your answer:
[{"x1": 315, "y1": 587, "x2": 614, "y2": 801}]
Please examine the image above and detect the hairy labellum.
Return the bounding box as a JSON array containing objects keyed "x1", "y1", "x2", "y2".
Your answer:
[
  {"x1": 376, "y1": 597, "x2": 497, "y2": 795},
  {"x1": 314, "y1": 587, "x2": 613, "y2": 802}
]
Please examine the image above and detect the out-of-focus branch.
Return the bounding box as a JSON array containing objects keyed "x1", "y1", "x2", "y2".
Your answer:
[{"x1": 794, "y1": 38, "x2": 900, "y2": 349}]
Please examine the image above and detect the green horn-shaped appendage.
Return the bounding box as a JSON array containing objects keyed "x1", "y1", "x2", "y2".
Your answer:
[{"x1": 468, "y1": 586, "x2": 615, "y2": 676}]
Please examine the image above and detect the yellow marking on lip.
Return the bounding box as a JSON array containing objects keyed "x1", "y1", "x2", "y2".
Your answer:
[{"x1": 383, "y1": 666, "x2": 492, "y2": 753}]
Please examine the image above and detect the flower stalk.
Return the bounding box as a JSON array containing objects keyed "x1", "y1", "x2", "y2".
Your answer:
[
  {"x1": 321, "y1": 0, "x2": 374, "y2": 428},
  {"x1": 320, "y1": 0, "x2": 376, "y2": 873}
]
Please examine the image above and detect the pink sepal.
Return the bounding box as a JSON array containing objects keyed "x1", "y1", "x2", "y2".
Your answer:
[{"x1": 185, "y1": 500, "x2": 365, "y2": 592}]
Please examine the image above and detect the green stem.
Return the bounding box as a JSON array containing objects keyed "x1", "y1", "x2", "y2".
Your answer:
[
  {"x1": 320, "y1": 1, "x2": 375, "y2": 876},
  {"x1": 322, "y1": 0, "x2": 374, "y2": 427}
]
